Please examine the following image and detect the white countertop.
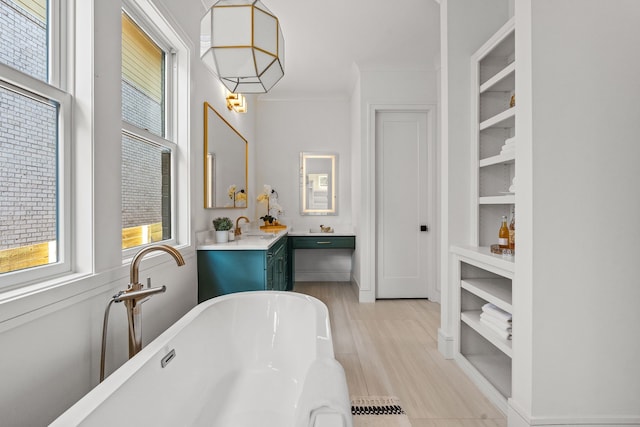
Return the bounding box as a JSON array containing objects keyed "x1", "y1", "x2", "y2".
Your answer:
[
  {"x1": 196, "y1": 227, "x2": 356, "y2": 250},
  {"x1": 287, "y1": 228, "x2": 355, "y2": 237},
  {"x1": 197, "y1": 229, "x2": 288, "y2": 251}
]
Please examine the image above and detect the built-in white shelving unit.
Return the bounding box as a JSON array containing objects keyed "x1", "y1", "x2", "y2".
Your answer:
[
  {"x1": 451, "y1": 17, "x2": 516, "y2": 414},
  {"x1": 451, "y1": 245, "x2": 514, "y2": 412},
  {"x1": 472, "y1": 17, "x2": 516, "y2": 247}
]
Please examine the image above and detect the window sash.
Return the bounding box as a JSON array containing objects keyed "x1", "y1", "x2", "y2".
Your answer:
[
  {"x1": 121, "y1": 4, "x2": 178, "y2": 257},
  {"x1": 121, "y1": 6, "x2": 175, "y2": 142},
  {"x1": 120, "y1": 123, "x2": 177, "y2": 259},
  {"x1": 0, "y1": 63, "x2": 71, "y2": 287}
]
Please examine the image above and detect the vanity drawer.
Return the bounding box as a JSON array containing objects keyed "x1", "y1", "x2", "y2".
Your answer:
[{"x1": 290, "y1": 236, "x2": 355, "y2": 249}]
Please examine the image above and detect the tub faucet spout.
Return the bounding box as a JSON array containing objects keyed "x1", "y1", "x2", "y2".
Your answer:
[
  {"x1": 125, "y1": 244, "x2": 185, "y2": 358},
  {"x1": 129, "y1": 244, "x2": 185, "y2": 287}
]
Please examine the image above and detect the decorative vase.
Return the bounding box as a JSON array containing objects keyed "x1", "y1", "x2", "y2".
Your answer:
[{"x1": 215, "y1": 230, "x2": 229, "y2": 243}]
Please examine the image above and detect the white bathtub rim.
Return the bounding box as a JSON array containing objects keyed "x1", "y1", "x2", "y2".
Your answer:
[{"x1": 51, "y1": 290, "x2": 334, "y2": 427}]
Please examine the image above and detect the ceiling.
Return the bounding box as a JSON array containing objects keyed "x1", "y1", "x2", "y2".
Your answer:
[{"x1": 251, "y1": 0, "x2": 441, "y2": 99}]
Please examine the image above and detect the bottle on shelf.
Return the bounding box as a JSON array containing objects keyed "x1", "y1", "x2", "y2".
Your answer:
[
  {"x1": 509, "y1": 209, "x2": 515, "y2": 250},
  {"x1": 499, "y1": 215, "x2": 509, "y2": 249}
]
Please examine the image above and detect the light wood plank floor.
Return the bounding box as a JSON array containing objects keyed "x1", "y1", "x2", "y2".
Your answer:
[{"x1": 294, "y1": 282, "x2": 506, "y2": 427}]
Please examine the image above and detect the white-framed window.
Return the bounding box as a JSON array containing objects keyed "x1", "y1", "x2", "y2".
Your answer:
[
  {"x1": 120, "y1": 0, "x2": 189, "y2": 258},
  {"x1": 0, "y1": 0, "x2": 71, "y2": 286}
]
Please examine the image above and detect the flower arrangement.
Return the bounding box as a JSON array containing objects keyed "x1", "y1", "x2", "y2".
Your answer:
[
  {"x1": 227, "y1": 185, "x2": 247, "y2": 208},
  {"x1": 227, "y1": 185, "x2": 237, "y2": 200},
  {"x1": 235, "y1": 189, "x2": 247, "y2": 203},
  {"x1": 212, "y1": 216, "x2": 233, "y2": 231},
  {"x1": 257, "y1": 184, "x2": 282, "y2": 224}
]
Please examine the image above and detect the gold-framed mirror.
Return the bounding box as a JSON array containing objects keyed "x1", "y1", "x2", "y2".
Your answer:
[
  {"x1": 204, "y1": 102, "x2": 248, "y2": 209},
  {"x1": 300, "y1": 152, "x2": 337, "y2": 215}
]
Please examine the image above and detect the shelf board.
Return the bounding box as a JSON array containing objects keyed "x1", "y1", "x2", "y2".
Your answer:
[
  {"x1": 479, "y1": 195, "x2": 514, "y2": 204},
  {"x1": 451, "y1": 245, "x2": 515, "y2": 275},
  {"x1": 461, "y1": 311, "x2": 512, "y2": 357},
  {"x1": 479, "y1": 152, "x2": 515, "y2": 168},
  {"x1": 480, "y1": 62, "x2": 515, "y2": 93},
  {"x1": 480, "y1": 108, "x2": 515, "y2": 131},
  {"x1": 476, "y1": 17, "x2": 516, "y2": 63},
  {"x1": 461, "y1": 278, "x2": 512, "y2": 312}
]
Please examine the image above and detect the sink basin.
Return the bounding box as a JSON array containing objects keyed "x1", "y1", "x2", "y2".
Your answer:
[{"x1": 238, "y1": 233, "x2": 274, "y2": 240}]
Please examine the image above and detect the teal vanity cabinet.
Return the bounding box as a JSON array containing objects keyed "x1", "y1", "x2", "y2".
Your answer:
[
  {"x1": 266, "y1": 234, "x2": 288, "y2": 292},
  {"x1": 286, "y1": 234, "x2": 356, "y2": 290},
  {"x1": 197, "y1": 235, "x2": 288, "y2": 303}
]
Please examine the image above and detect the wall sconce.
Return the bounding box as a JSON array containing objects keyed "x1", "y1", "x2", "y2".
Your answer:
[
  {"x1": 226, "y1": 92, "x2": 247, "y2": 113},
  {"x1": 200, "y1": 0, "x2": 285, "y2": 94}
]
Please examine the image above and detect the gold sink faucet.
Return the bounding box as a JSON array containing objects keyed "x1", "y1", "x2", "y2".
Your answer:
[{"x1": 235, "y1": 216, "x2": 250, "y2": 236}]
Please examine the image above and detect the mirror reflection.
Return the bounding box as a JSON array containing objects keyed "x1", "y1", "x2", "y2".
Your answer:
[
  {"x1": 204, "y1": 102, "x2": 248, "y2": 209},
  {"x1": 300, "y1": 152, "x2": 337, "y2": 215}
]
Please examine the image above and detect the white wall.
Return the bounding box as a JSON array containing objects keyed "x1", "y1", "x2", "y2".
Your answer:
[
  {"x1": 354, "y1": 67, "x2": 439, "y2": 302},
  {"x1": 511, "y1": 0, "x2": 640, "y2": 422},
  {"x1": 0, "y1": 0, "x2": 257, "y2": 425},
  {"x1": 350, "y1": 73, "x2": 363, "y2": 289},
  {"x1": 255, "y1": 98, "x2": 353, "y2": 281},
  {"x1": 437, "y1": 0, "x2": 509, "y2": 356}
]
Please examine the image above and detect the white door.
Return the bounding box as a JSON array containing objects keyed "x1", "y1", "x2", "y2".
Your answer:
[{"x1": 375, "y1": 111, "x2": 432, "y2": 299}]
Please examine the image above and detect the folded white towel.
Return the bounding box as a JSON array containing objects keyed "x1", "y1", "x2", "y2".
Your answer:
[
  {"x1": 480, "y1": 312, "x2": 512, "y2": 331},
  {"x1": 481, "y1": 317, "x2": 512, "y2": 340},
  {"x1": 504, "y1": 136, "x2": 516, "y2": 145},
  {"x1": 482, "y1": 303, "x2": 512, "y2": 322},
  {"x1": 508, "y1": 184, "x2": 516, "y2": 192}
]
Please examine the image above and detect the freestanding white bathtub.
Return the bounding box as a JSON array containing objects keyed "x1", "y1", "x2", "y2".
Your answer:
[{"x1": 51, "y1": 291, "x2": 352, "y2": 427}]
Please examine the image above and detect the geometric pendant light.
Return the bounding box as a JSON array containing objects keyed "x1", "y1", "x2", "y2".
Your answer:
[{"x1": 200, "y1": 0, "x2": 285, "y2": 93}]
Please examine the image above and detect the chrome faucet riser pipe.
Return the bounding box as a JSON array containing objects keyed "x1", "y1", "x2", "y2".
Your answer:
[{"x1": 126, "y1": 245, "x2": 185, "y2": 358}]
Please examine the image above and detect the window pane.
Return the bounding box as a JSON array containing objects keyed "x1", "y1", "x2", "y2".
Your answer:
[
  {"x1": 121, "y1": 12, "x2": 165, "y2": 138},
  {"x1": 121, "y1": 133, "x2": 171, "y2": 249},
  {"x1": 0, "y1": 85, "x2": 58, "y2": 273},
  {"x1": 0, "y1": 0, "x2": 48, "y2": 81}
]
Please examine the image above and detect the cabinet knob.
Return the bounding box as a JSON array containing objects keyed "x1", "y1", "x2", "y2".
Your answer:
[{"x1": 420, "y1": 225, "x2": 429, "y2": 232}]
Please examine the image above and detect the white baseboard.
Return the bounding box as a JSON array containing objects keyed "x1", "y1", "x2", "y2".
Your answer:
[
  {"x1": 508, "y1": 401, "x2": 532, "y2": 427},
  {"x1": 351, "y1": 274, "x2": 375, "y2": 303},
  {"x1": 350, "y1": 276, "x2": 360, "y2": 297},
  {"x1": 508, "y1": 400, "x2": 640, "y2": 427},
  {"x1": 437, "y1": 328, "x2": 454, "y2": 359}
]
